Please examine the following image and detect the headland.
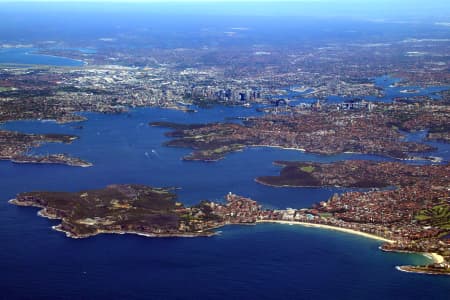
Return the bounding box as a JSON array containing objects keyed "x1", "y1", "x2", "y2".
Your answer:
[{"x1": 9, "y1": 184, "x2": 450, "y2": 275}]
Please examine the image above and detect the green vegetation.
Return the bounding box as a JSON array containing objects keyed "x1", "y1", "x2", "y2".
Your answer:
[
  {"x1": 300, "y1": 165, "x2": 315, "y2": 173},
  {"x1": 0, "y1": 87, "x2": 14, "y2": 92},
  {"x1": 180, "y1": 213, "x2": 194, "y2": 221},
  {"x1": 213, "y1": 147, "x2": 227, "y2": 154},
  {"x1": 416, "y1": 204, "x2": 450, "y2": 229},
  {"x1": 318, "y1": 213, "x2": 333, "y2": 218},
  {"x1": 212, "y1": 144, "x2": 244, "y2": 154},
  {"x1": 13, "y1": 184, "x2": 183, "y2": 237}
]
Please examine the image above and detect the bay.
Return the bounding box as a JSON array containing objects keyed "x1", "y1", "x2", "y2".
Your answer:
[
  {"x1": 1, "y1": 106, "x2": 449, "y2": 299},
  {"x1": 0, "y1": 48, "x2": 84, "y2": 67}
]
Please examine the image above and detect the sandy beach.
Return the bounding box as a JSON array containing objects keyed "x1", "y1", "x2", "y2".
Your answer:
[
  {"x1": 252, "y1": 145, "x2": 306, "y2": 152},
  {"x1": 425, "y1": 252, "x2": 445, "y2": 264},
  {"x1": 257, "y1": 220, "x2": 448, "y2": 265},
  {"x1": 257, "y1": 220, "x2": 395, "y2": 243}
]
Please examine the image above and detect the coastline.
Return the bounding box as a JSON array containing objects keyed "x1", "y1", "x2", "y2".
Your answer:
[
  {"x1": 27, "y1": 50, "x2": 87, "y2": 66},
  {"x1": 9, "y1": 198, "x2": 217, "y2": 239},
  {"x1": 251, "y1": 145, "x2": 306, "y2": 152},
  {"x1": 9, "y1": 198, "x2": 447, "y2": 272},
  {"x1": 254, "y1": 177, "x2": 325, "y2": 188},
  {"x1": 256, "y1": 220, "x2": 395, "y2": 243},
  {"x1": 381, "y1": 247, "x2": 445, "y2": 264},
  {"x1": 11, "y1": 158, "x2": 92, "y2": 168},
  {"x1": 257, "y1": 220, "x2": 448, "y2": 271},
  {"x1": 428, "y1": 253, "x2": 445, "y2": 264},
  {"x1": 395, "y1": 264, "x2": 450, "y2": 276},
  {"x1": 51, "y1": 224, "x2": 216, "y2": 239}
]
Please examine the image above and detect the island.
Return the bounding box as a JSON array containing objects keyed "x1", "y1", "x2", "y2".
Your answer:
[
  {"x1": 9, "y1": 182, "x2": 450, "y2": 275},
  {"x1": 0, "y1": 130, "x2": 92, "y2": 167}
]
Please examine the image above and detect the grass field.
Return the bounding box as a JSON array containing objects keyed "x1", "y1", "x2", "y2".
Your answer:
[
  {"x1": 416, "y1": 204, "x2": 450, "y2": 229},
  {"x1": 300, "y1": 165, "x2": 315, "y2": 173}
]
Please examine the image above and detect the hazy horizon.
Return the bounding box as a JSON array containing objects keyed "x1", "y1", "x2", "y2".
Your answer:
[{"x1": 1, "y1": 0, "x2": 449, "y2": 20}]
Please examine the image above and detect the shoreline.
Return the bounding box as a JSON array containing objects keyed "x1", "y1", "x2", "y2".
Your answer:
[
  {"x1": 381, "y1": 246, "x2": 445, "y2": 264},
  {"x1": 11, "y1": 158, "x2": 92, "y2": 168},
  {"x1": 257, "y1": 220, "x2": 447, "y2": 267},
  {"x1": 9, "y1": 198, "x2": 447, "y2": 270},
  {"x1": 251, "y1": 145, "x2": 306, "y2": 152},
  {"x1": 256, "y1": 220, "x2": 395, "y2": 243},
  {"x1": 9, "y1": 198, "x2": 218, "y2": 239},
  {"x1": 395, "y1": 265, "x2": 450, "y2": 276},
  {"x1": 52, "y1": 224, "x2": 216, "y2": 239},
  {"x1": 254, "y1": 177, "x2": 326, "y2": 189},
  {"x1": 27, "y1": 50, "x2": 87, "y2": 66},
  {"x1": 428, "y1": 253, "x2": 445, "y2": 264}
]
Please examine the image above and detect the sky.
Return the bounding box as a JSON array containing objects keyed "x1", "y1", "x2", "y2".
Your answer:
[
  {"x1": 0, "y1": 0, "x2": 448, "y2": 20},
  {"x1": 11, "y1": 0, "x2": 297, "y2": 1},
  {"x1": 0, "y1": 0, "x2": 446, "y2": 4}
]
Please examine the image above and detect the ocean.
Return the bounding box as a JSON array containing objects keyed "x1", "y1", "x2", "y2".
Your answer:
[{"x1": 1, "y1": 104, "x2": 449, "y2": 299}]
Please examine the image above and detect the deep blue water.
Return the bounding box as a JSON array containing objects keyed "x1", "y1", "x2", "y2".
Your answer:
[
  {"x1": 1, "y1": 106, "x2": 449, "y2": 300},
  {"x1": 0, "y1": 48, "x2": 84, "y2": 66}
]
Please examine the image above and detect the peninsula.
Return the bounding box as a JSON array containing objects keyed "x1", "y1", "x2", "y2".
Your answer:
[
  {"x1": 9, "y1": 183, "x2": 450, "y2": 275},
  {"x1": 9, "y1": 184, "x2": 260, "y2": 238},
  {"x1": 11, "y1": 153, "x2": 92, "y2": 167},
  {"x1": 0, "y1": 130, "x2": 92, "y2": 167},
  {"x1": 150, "y1": 103, "x2": 445, "y2": 162},
  {"x1": 256, "y1": 160, "x2": 449, "y2": 188}
]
